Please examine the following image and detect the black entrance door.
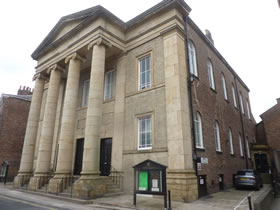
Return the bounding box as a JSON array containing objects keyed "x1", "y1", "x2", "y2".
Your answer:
[
  {"x1": 74, "y1": 138, "x2": 84, "y2": 176},
  {"x1": 254, "y1": 153, "x2": 269, "y2": 173},
  {"x1": 100, "y1": 138, "x2": 112, "y2": 176},
  {"x1": 198, "y1": 175, "x2": 207, "y2": 197}
]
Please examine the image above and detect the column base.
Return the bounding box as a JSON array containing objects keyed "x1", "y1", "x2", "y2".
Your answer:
[
  {"x1": 28, "y1": 174, "x2": 51, "y2": 190},
  {"x1": 167, "y1": 169, "x2": 198, "y2": 202},
  {"x1": 48, "y1": 174, "x2": 71, "y2": 193},
  {"x1": 74, "y1": 175, "x2": 106, "y2": 199},
  {"x1": 14, "y1": 172, "x2": 32, "y2": 188}
]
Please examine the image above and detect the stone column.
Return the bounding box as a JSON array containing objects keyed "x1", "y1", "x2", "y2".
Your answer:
[
  {"x1": 48, "y1": 53, "x2": 85, "y2": 193},
  {"x1": 74, "y1": 38, "x2": 111, "y2": 198},
  {"x1": 29, "y1": 64, "x2": 64, "y2": 190},
  {"x1": 14, "y1": 74, "x2": 45, "y2": 187},
  {"x1": 163, "y1": 30, "x2": 198, "y2": 202}
]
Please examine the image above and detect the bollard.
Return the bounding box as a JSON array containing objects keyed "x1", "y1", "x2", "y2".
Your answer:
[
  {"x1": 168, "y1": 190, "x2": 172, "y2": 210},
  {"x1": 248, "y1": 196, "x2": 252, "y2": 210}
]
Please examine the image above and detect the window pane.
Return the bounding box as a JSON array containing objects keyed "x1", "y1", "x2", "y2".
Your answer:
[
  {"x1": 232, "y1": 85, "x2": 237, "y2": 107},
  {"x1": 139, "y1": 56, "x2": 151, "y2": 90},
  {"x1": 138, "y1": 115, "x2": 152, "y2": 149},
  {"x1": 222, "y1": 75, "x2": 228, "y2": 100}
]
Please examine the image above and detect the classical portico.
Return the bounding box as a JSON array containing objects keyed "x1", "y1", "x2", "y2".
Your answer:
[{"x1": 15, "y1": 0, "x2": 199, "y2": 202}]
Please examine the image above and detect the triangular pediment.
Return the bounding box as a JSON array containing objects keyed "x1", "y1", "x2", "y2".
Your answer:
[
  {"x1": 31, "y1": 0, "x2": 191, "y2": 60},
  {"x1": 32, "y1": 5, "x2": 126, "y2": 60}
]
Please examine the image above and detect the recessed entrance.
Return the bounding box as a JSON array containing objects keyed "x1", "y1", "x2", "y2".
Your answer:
[
  {"x1": 73, "y1": 138, "x2": 84, "y2": 176},
  {"x1": 198, "y1": 175, "x2": 207, "y2": 197},
  {"x1": 100, "y1": 138, "x2": 112, "y2": 176},
  {"x1": 219, "y1": 174, "x2": 224, "y2": 190}
]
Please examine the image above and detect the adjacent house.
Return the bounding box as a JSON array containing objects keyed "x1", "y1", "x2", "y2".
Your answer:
[
  {"x1": 14, "y1": 0, "x2": 256, "y2": 201},
  {"x1": 0, "y1": 87, "x2": 32, "y2": 181}
]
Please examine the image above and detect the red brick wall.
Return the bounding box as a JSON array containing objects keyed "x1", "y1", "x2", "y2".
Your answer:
[
  {"x1": 188, "y1": 21, "x2": 256, "y2": 194},
  {"x1": 0, "y1": 97, "x2": 30, "y2": 181},
  {"x1": 261, "y1": 102, "x2": 280, "y2": 151}
]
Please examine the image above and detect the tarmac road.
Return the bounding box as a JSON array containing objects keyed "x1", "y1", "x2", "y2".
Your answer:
[{"x1": 0, "y1": 185, "x2": 105, "y2": 210}]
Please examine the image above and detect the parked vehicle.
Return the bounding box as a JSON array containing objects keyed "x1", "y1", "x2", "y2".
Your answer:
[{"x1": 235, "y1": 169, "x2": 263, "y2": 190}]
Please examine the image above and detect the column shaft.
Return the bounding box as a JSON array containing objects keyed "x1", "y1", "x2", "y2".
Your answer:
[
  {"x1": 35, "y1": 68, "x2": 62, "y2": 174},
  {"x1": 82, "y1": 44, "x2": 106, "y2": 175},
  {"x1": 56, "y1": 57, "x2": 81, "y2": 173},
  {"x1": 18, "y1": 77, "x2": 45, "y2": 174}
]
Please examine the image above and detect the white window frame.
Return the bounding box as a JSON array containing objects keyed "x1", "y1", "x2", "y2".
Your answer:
[
  {"x1": 104, "y1": 70, "x2": 115, "y2": 100},
  {"x1": 246, "y1": 99, "x2": 251, "y2": 119},
  {"x1": 246, "y1": 137, "x2": 251, "y2": 159},
  {"x1": 82, "y1": 79, "x2": 90, "y2": 107},
  {"x1": 214, "y1": 121, "x2": 221, "y2": 152},
  {"x1": 239, "y1": 134, "x2": 244, "y2": 157},
  {"x1": 232, "y1": 85, "x2": 237, "y2": 107},
  {"x1": 194, "y1": 112, "x2": 204, "y2": 148},
  {"x1": 222, "y1": 74, "x2": 228, "y2": 100},
  {"x1": 138, "y1": 55, "x2": 151, "y2": 90},
  {"x1": 239, "y1": 92, "x2": 244, "y2": 114},
  {"x1": 208, "y1": 60, "x2": 215, "y2": 90},
  {"x1": 188, "y1": 41, "x2": 198, "y2": 77},
  {"x1": 138, "y1": 115, "x2": 152, "y2": 150},
  {"x1": 229, "y1": 128, "x2": 234, "y2": 155}
]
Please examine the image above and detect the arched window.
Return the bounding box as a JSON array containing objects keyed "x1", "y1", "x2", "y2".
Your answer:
[
  {"x1": 246, "y1": 99, "x2": 251, "y2": 119},
  {"x1": 221, "y1": 73, "x2": 228, "y2": 100},
  {"x1": 188, "y1": 41, "x2": 198, "y2": 77},
  {"x1": 207, "y1": 60, "x2": 215, "y2": 90},
  {"x1": 239, "y1": 92, "x2": 244, "y2": 114},
  {"x1": 214, "y1": 121, "x2": 221, "y2": 151},
  {"x1": 194, "y1": 112, "x2": 203, "y2": 148},
  {"x1": 246, "y1": 137, "x2": 251, "y2": 159},
  {"x1": 232, "y1": 84, "x2": 237, "y2": 107},
  {"x1": 239, "y1": 134, "x2": 244, "y2": 157},
  {"x1": 229, "y1": 128, "x2": 234, "y2": 155}
]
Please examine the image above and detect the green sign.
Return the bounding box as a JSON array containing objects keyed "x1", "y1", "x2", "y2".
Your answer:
[{"x1": 138, "y1": 171, "x2": 148, "y2": 191}]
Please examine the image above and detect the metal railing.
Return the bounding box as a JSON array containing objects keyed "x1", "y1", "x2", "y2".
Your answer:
[{"x1": 110, "y1": 166, "x2": 122, "y2": 189}]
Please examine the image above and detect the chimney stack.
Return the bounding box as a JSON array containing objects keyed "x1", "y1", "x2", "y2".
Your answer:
[
  {"x1": 205, "y1": 29, "x2": 214, "y2": 45},
  {"x1": 277, "y1": 98, "x2": 280, "y2": 104},
  {"x1": 17, "y1": 86, "x2": 33, "y2": 95}
]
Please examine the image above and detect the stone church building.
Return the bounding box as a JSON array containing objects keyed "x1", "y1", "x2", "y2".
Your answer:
[{"x1": 14, "y1": 0, "x2": 256, "y2": 202}]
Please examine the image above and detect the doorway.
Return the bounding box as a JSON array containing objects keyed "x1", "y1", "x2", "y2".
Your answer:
[
  {"x1": 254, "y1": 153, "x2": 269, "y2": 173},
  {"x1": 73, "y1": 138, "x2": 84, "y2": 176},
  {"x1": 219, "y1": 174, "x2": 224, "y2": 190},
  {"x1": 100, "y1": 138, "x2": 112, "y2": 176},
  {"x1": 198, "y1": 175, "x2": 207, "y2": 197}
]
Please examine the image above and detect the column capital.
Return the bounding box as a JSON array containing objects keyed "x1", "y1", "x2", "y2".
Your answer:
[
  {"x1": 65, "y1": 52, "x2": 86, "y2": 64},
  {"x1": 47, "y1": 64, "x2": 66, "y2": 75},
  {"x1": 88, "y1": 37, "x2": 112, "y2": 50},
  {"x1": 32, "y1": 72, "x2": 48, "y2": 81}
]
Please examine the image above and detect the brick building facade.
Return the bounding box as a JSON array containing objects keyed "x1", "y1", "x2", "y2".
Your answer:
[
  {"x1": 253, "y1": 98, "x2": 280, "y2": 179},
  {"x1": 14, "y1": 0, "x2": 256, "y2": 201},
  {"x1": 0, "y1": 87, "x2": 32, "y2": 181},
  {"x1": 187, "y1": 19, "x2": 256, "y2": 195}
]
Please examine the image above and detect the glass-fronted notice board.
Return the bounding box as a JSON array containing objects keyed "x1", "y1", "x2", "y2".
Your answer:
[{"x1": 138, "y1": 171, "x2": 148, "y2": 191}]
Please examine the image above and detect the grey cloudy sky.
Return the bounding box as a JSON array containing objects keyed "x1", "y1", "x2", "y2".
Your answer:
[{"x1": 0, "y1": 0, "x2": 279, "y2": 122}]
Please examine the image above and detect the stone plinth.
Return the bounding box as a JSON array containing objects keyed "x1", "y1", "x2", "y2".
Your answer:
[
  {"x1": 14, "y1": 172, "x2": 32, "y2": 188},
  {"x1": 74, "y1": 176, "x2": 106, "y2": 199},
  {"x1": 48, "y1": 174, "x2": 70, "y2": 193},
  {"x1": 167, "y1": 169, "x2": 198, "y2": 202},
  {"x1": 28, "y1": 174, "x2": 49, "y2": 190}
]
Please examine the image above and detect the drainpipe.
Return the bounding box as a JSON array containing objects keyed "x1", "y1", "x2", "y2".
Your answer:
[
  {"x1": 234, "y1": 77, "x2": 249, "y2": 169},
  {"x1": 183, "y1": 15, "x2": 198, "y2": 176}
]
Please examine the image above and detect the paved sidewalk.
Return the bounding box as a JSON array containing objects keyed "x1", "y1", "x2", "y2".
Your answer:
[
  {"x1": 92, "y1": 185, "x2": 271, "y2": 210},
  {"x1": 270, "y1": 197, "x2": 280, "y2": 210},
  {"x1": 0, "y1": 183, "x2": 272, "y2": 210}
]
